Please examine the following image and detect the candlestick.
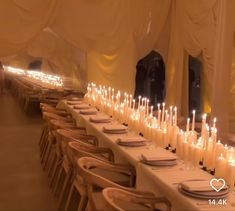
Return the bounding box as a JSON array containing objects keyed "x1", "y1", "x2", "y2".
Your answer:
[
  {"x1": 192, "y1": 110, "x2": 196, "y2": 131},
  {"x1": 226, "y1": 160, "x2": 235, "y2": 188},
  {"x1": 138, "y1": 96, "x2": 141, "y2": 109},
  {"x1": 150, "y1": 106, "x2": 153, "y2": 116},
  {"x1": 174, "y1": 106, "x2": 177, "y2": 126},
  {"x1": 186, "y1": 118, "x2": 190, "y2": 133},
  {"x1": 132, "y1": 99, "x2": 135, "y2": 110},
  {"x1": 161, "y1": 102, "x2": 165, "y2": 124},
  {"x1": 176, "y1": 130, "x2": 184, "y2": 158},
  {"x1": 213, "y1": 117, "x2": 217, "y2": 128},
  {"x1": 146, "y1": 99, "x2": 149, "y2": 116},
  {"x1": 215, "y1": 154, "x2": 227, "y2": 179},
  {"x1": 169, "y1": 106, "x2": 173, "y2": 126},
  {"x1": 157, "y1": 103, "x2": 160, "y2": 111}
]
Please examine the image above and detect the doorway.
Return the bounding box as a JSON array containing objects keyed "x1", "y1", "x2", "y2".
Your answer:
[
  {"x1": 188, "y1": 55, "x2": 202, "y2": 114},
  {"x1": 135, "y1": 51, "x2": 165, "y2": 107}
]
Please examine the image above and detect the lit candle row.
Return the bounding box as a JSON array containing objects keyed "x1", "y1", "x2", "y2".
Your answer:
[
  {"x1": 85, "y1": 83, "x2": 235, "y2": 188},
  {"x1": 4, "y1": 66, "x2": 63, "y2": 87}
]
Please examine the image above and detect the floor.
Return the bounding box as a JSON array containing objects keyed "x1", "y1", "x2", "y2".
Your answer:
[{"x1": 0, "y1": 91, "x2": 56, "y2": 211}]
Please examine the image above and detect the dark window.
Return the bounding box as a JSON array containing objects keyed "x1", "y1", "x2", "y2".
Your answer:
[
  {"x1": 188, "y1": 55, "x2": 202, "y2": 114},
  {"x1": 135, "y1": 51, "x2": 165, "y2": 107}
]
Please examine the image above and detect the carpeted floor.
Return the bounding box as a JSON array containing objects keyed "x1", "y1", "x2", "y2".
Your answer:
[{"x1": 0, "y1": 91, "x2": 56, "y2": 211}]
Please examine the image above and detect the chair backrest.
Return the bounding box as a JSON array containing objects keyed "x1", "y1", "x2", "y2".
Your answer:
[
  {"x1": 42, "y1": 111, "x2": 72, "y2": 122},
  {"x1": 54, "y1": 129, "x2": 90, "y2": 158},
  {"x1": 41, "y1": 106, "x2": 68, "y2": 116},
  {"x1": 68, "y1": 141, "x2": 114, "y2": 166},
  {"x1": 49, "y1": 120, "x2": 77, "y2": 131},
  {"x1": 57, "y1": 129, "x2": 97, "y2": 146},
  {"x1": 102, "y1": 187, "x2": 171, "y2": 211},
  {"x1": 77, "y1": 157, "x2": 134, "y2": 190},
  {"x1": 40, "y1": 103, "x2": 56, "y2": 109},
  {"x1": 77, "y1": 157, "x2": 136, "y2": 211}
]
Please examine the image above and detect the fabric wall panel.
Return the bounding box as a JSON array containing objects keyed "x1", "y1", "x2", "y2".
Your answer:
[
  {"x1": 87, "y1": 35, "x2": 137, "y2": 94},
  {"x1": 0, "y1": 0, "x2": 57, "y2": 56}
]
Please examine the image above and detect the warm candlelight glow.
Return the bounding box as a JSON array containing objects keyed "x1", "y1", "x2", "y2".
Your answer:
[{"x1": 85, "y1": 82, "x2": 232, "y2": 182}]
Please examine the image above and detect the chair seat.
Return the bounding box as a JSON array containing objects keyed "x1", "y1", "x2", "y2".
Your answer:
[
  {"x1": 74, "y1": 168, "x2": 131, "y2": 194},
  {"x1": 91, "y1": 168, "x2": 131, "y2": 187},
  {"x1": 92, "y1": 192, "x2": 153, "y2": 211}
]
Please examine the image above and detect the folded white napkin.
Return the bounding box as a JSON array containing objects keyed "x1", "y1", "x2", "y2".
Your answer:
[
  {"x1": 103, "y1": 125, "x2": 128, "y2": 134},
  {"x1": 181, "y1": 180, "x2": 227, "y2": 192},
  {"x1": 90, "y1": 116, "x2": 111, "y2": 123},
  {"x1": 71, "y1": 97, "x2": 81, "y2": 101},
  {"x1": 103, "y1": 125, "x2": 127, "y2": 131},
  {"x1": 141, "y1": 151, "x2": 177, "y2": 161},
  {"x1": 67, "y1": 101, "x2": 83, "y2": 105},
  {"x1": 74, "y1": 104, "x2": 90, "y2": 109},
  {"x1": 117, "y1": 137, "x2": 146, "y2": 143},
  {"x1": 80, "y1": 108, "x2": 97, "y2": 115}
]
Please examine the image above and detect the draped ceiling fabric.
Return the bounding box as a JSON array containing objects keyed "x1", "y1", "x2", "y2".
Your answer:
[
  {"x1": 51, "y1": 0, "x2": 171, "y2": 93},
  {"x1": 1, "y1": 51, "x2": 37, "y2": 70},
  {"x1": 0, "y1": 0, "x2": 235, "y2": 135},
  {"x1": 27, "y1": 28, "x2": 87, "y2": 91},
  {"x1": 0, "y1": 0, "x2": 57, "y2": 56}
]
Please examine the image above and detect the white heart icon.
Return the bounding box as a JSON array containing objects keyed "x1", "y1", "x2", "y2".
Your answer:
[{"x1": 210, "y1": 178, "x2": 226, "y2": 192}]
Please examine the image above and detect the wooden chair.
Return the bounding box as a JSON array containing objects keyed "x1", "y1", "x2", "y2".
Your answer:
[
  {"x1": 48, "y1": 129, "x2": 98, "y2": 197},
  {"x1": 41, "y1": 106, "x2": 68, "y2": 117},
  {"x1": 77, "y1": 157, "x2": 137, "y2": 211},
  {"x1": 41, "y1": 120, "x2": 86, "y2": 170},
  {"x1": 39, "y1": 111, "x2": 74, "y2": 156},
  {"x1": 40, "y1": 102, "x2": 56, "y2": 109},
  {"x1": 102, "y1": 187, "x2": 171, "y2": 211},
  {"x1": 57, "y1": 140, "x2": 114, "y2": 211}
]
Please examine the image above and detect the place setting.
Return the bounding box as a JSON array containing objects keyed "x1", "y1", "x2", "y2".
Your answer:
[
  {"x1": 116, "y1": 136, "x2": 147, "y2": 147},
  {"x1": 73, "y1": 103, "x2": 91, "y2": 109},
  {"x1": 79, "y1": 108, "x2": 98, "y2": 115},
  {"x1": 89, "y1": 114, "x2": 111, "y2": 123},
  {"x1": 66, "y1": 97, "x2": 82, "y2": 101},
  {"x1": 178, "y1": 178, "x2": 229, "y2": 200},
  {"x1": 66, "y1": 98, "x2": 83, "y2": 105},
  {"x1": 139, "y1": 150, "x2": 178, "y2": 167},
  {"x1": 103, "y1": 124, "x2": 128, "y2": 134}
]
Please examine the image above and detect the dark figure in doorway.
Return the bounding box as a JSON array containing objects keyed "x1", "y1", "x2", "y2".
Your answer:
[
  {"x1": 134, "y1": 59, "x2": 147, "y2": 98},
  {"x1": 189, "y1": 67, "x2": 196, "y2": 110},
  {"x1": 28, "y1": 60, "x2": 42, "y2": 71},
  {"x1": 149, "y1": 57, "x2": 165, "y2": 105}
]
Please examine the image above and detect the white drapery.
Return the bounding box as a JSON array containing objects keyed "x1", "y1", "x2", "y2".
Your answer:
[{"x1": 0, "y1": 0, "x2": 234, "y2": 135}]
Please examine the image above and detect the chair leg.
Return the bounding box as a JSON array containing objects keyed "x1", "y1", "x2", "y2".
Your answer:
[
  {"x1": 40, "y1": 140, "x2": 48, "y2": 162},
  {"x1": 44, "y1": 144, "x2": 55, "y2": 171},
  {"x1": 53, "y1": 165, "x2": 64, "y2": 196},
  {"x1": 49, "y1": 157, "x2": 61, "y2": 188},
  {"x1": 39, "y1": 125, "x2": 48, "y2": 148},
  {"x1": 47, "y1": 150, "x2": 57, "y2": 177},
  {"x1": 40, "y1": 140, "x2": 49, "y2": 164},
  {"x1": 42, "y1": 134, "x2": 54, "y2": 165},
  {"x1": 57, "y1": 169, "x2": 73, "y2": 210},
  {"x1": 64, "y1": 185, "x2": 76, "y2": 211},
  {"x1": 40, "y1": 132, "x2": 49, "y2": 159},
  {"x1": 78, "y1": 195, "x2": 88, "y2": 211}
]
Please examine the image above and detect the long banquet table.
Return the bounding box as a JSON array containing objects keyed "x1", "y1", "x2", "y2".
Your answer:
[{"x1": 57, "y1": 100, "x2": 235, "y2": 211}]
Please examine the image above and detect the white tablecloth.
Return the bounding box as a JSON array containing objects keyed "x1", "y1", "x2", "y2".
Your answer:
[{"x1": 57, "y1": 100, "x2": 235, "y2": 211}]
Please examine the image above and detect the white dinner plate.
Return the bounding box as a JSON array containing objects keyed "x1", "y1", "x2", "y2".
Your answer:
[
  {"x1": 141, "y1": 159, "x2": 177, "y2": 166},
  {"x1": 117, "y1": 141, "x2": 146, "y2": 147},
  {"x1": 178, "y1": 184, "x2": 229, "y2": 199}
]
